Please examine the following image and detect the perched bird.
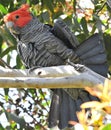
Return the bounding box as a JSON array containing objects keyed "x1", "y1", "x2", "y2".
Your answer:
[{"x1": 4, "y1": 4, "x2": 108, "y2": 129}]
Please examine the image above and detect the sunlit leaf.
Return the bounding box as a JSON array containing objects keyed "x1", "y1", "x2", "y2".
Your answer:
[
  {"x1": 102, "y1": 124, "x2": 111, "y2": 130},
  {"x1": 0, "y1": 46, "x2": 16, "y2": 58},
  {"x1": 0, "y1": 4, "x2": 8, "y2": 14},
  {"x1": 4, "y1": 88, "x2": 9, "y2": 101},
  {"x1": 77, "y1": 109, "x2": 89, "y2": 130},
  {"x1": 81, "y1": 101, "x2": 101, "y2": 109}
]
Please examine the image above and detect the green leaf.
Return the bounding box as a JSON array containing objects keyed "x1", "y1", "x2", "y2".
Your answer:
[
  {"x1": 35, "y1": 125, "x2": 41, "y2": 129},
  {"x1": 7, "y1": 54, "x2": 11, "y2": 66},
  {"x1": 0, "y1": 26, "x2": 17, "y2": 46},
  {"x1": 81, "y1": 17, "x2": 89, "y2": 37},
  {"x1": 5, "y1": 111, "x2": 26, "y2": 129},
  {"x1": 102, "y1": 124, "x2": 111, "y2": 130},
  {"x1": 73, "y1": 0, "x2": 77, "y2": 13},
  {"x1": 10, "y1": 121, "x2": 17, "y2": 129},
  {"x1": 4, "y1": 88, "x2": 9, "y2": 101},
  {"x1": 103, "y1": 33, "x2": 111, "y2": 66},
  {"x1": 16, "y1": 55, "x2": 23, "y2": 69},
  {"x1": 4, "y1": 88, "x2": 9, "y2": 95},
  {"x1": 41, "y1": 0, "x2": 54, "y2": 13},
  {"x1": 0, "y1": 36, "x2": 3, "y2": 53},
  {"x1": 73, "y1": 16, "x2": 82, "y2": 32},
  {"x1": 0, "y1": 4, "x2": 8, "y2": 14},
  {"x1": 0, "y1": 124, "x2": 5, "y2": 130},
  {"x1": 56, "y1": 0, "x2": 65, "y2": 3},
  {"x1": 28, "y1": 89, "x2": 36, "y2": 97},
  {"x1": 0, "y1": 46, "x2": 16, "y2": 58}
]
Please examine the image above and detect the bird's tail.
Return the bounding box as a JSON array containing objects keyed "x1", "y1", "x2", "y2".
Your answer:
[
  {"x1": 75, "y1": 33, "x2": 108, "y2": 76},
  {"x1": 48, "y1": 34, "x2": 108, "y2": 129},
  {"x1": 52, "y1": 19, "x2": 108, "y2": 76},
  {"x1": 48, "y1": 89, "x2": 99, "y2": 129}
]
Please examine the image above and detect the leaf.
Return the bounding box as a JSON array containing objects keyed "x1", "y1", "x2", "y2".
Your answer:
[
  {"x1": 16, "y1": 55, "x2": 23, "y2": 69},
  {"x1": 81, "y1": 101, "x2": 101, "y2": 109},
  {"x1": 5, "y1": 111, "x2": 26, "y2": 129},
  {"x1": 0, "y1": 46, "x2": 16, "y2": 58},
  {"x1": 77, "y1": 109, "x2": 89, "y2": 129},
  {"x1": 102, "y1": 124, "x2": 111, "y2": 130},
  {"x1": 81, "y1": 17, "x2": 89, "y2": 36},
  {"x1": 0, "y1": 27, "x2": 17, "y2": 46},
  {"x1": 73, "y1": 16, "x2": 82, "y2": 32},
  {"x1": 41, "y1": 0, "x2": 54, "y2": 13},
  {"x1": 94, "y1": 14, "x2": 103, "y2": 32},
  {"x1": 0, "y1": 124, "x2": 5, "y2": 130},
  {"x1": 89, "y1": 109, "x2": 104, "y2": 127},
  {"x1": 10, "y1": 121, "x2": 17, "y2": 129},
  {"x1": 56, "y1": 0, "x2": 65, "y2": 3},
  {"x1": 68, "y1": 120, "x2": 78, "y2": 125},
  {"x1": 4, "y1": 88, "x2": 9, "y2": 101},
  {"x1": 35, "y1": 125, "x2": 41, "y2": 129},
  {"x1": 0, "y1": 4, "x2": 8, "y2": 14},
  {"x1": 103, "y1": 79, "x2": 110, "y2": 97},
  {"x1": 85, "y1": 85, "x2": 105, "y2": 100},
  {"x1": 7, "y1": 54, "x2": 11, "y2": 66},
  {"x1": 72, "y1": 0, "x2": 77, "y2": 13},
  {"x1": 103, "y1": 33, "x2": 111, "y2": 66},
  {"x1": 0, "y1": 36, "x2": 3, "y2": 53},
  {"x1": 28, "y1": 89, "x2": 36, "y2": 97}
]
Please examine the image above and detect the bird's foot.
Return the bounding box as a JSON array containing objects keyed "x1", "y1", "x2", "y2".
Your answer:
[
  {"x1": 67, "y1": 59, "x2": 85, "y2": 72},
  {"x1": 28, "y1": 66, "x2": 41, "y2": 74}
]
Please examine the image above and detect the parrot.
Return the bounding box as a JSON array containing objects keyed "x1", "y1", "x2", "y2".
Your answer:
[{"x1": 4, "y1": 4, "x2": 108, "y2": 129}]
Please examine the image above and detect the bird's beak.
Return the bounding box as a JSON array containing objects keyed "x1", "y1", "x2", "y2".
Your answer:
[
  {"x1": 4, "y1": 14, "x2": 14, "y2": 28},
  {"x1": 5, "y1": 21, "x2": 14, "y2": 28}
]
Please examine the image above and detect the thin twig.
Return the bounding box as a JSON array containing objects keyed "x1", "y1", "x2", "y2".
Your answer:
[
  {"x1": 96, "y1": 1, "x2": 107, "y2": 15},
  {"x1": 0, "y1": 57, "x2": 12, "y2": 69}
]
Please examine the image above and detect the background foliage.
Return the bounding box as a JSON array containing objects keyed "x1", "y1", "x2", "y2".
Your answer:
[{"x1": 0, "y1": 0, "x2": 111, "y2": 129}]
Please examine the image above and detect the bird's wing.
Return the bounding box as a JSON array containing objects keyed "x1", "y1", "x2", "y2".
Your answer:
[
  {"x1": 49, "y1": 20, "x2": 108, "y2": 76},
  {"x1": 50, "y1": 19, "x2": 80, "y2": 49}
]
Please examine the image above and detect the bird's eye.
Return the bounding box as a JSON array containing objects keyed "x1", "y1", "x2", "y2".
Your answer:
[{"x1": 15, "y1": 15, "x2": 20, "y2": 19}]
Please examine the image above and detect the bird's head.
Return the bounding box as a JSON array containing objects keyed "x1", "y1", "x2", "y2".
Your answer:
[{"x1": 4, "y1": 4, "x2": 32, "y2": 33}]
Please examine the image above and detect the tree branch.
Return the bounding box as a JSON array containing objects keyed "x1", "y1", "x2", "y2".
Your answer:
[
  {"x1": 0, "y1": 65, "x2": 79, "y2": 77},
  {"x1": 0, "y1": 65, "x2": 110, "y2": 90}
]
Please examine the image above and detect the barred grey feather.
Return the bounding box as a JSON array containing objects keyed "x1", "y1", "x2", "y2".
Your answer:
[
  {"x1": 7, "y1": 16, "x2": 108, "y2": 129},
  {"x1": 16, "y1": 18, "x2": 79, "y2": 69}
]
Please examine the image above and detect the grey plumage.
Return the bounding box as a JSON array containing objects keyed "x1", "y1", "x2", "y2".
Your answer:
[
  {"x1": 17, "y1": 18, "x2": 78, "y2": 69},
  {"x1": 7, "y1": 16, "x2": 108, "y2": 129}
]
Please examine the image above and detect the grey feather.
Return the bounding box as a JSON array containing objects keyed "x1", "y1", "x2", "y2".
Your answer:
[{"x1": 7, "y1": 17, "x2": 108, "y2": 129}]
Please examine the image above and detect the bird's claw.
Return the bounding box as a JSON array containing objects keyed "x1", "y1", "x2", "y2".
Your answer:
[
  {"x1": 28, "y1": 66, "x2": 41, "y2": 74},
  {"x1": 67, "y1": 59, "x2": 85, "y2": 72},
  {"x1": 74, "y1": 64, "x2": 85, "y2": 72}
]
